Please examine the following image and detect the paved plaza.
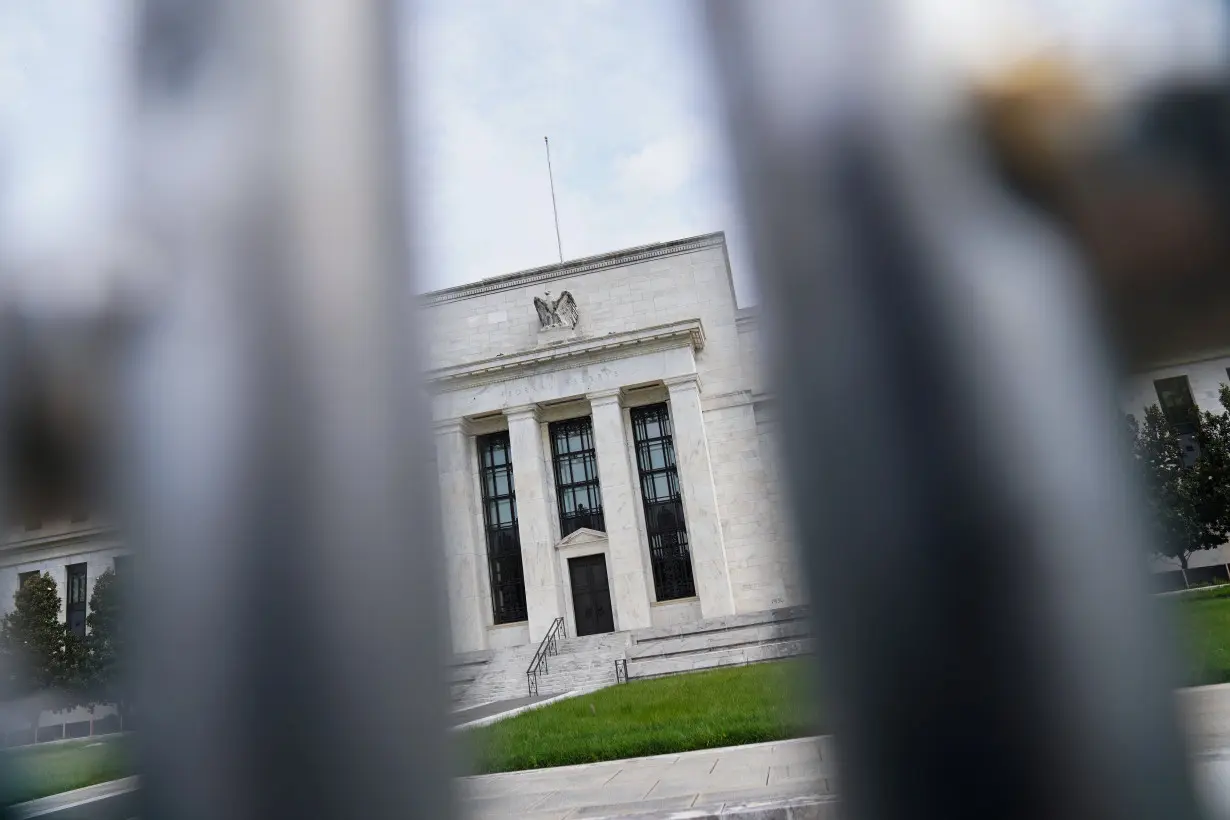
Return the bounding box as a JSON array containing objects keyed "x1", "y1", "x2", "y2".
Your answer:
[{"x1": 454, "y1": 737, "x2": 837, "y2": 819}]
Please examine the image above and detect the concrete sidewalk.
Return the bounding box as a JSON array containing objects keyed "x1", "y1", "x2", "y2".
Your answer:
[
  {"x1": 455, "y1": 737, "x2": 837, "y2": 819},
  {"x1": 9, "y1": 775, "x2": 139, "y2": 820}
]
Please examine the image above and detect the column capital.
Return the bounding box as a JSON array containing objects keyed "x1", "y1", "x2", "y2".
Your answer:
[
  {"x1": 432, "y1": 417, "x2": 474, "y2": 437},
  {"x1": 587, "y1": 388, "x2": 624, "y2": 409},
  {"x1": 503, "y1": 403, "x2": 542, "y2": 422},
  {"x1": 663, "y1": 373, "x2": 701, "y2": 393}
]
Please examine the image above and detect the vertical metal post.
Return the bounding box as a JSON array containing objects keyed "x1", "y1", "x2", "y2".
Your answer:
[
  {"x1": 702, "y1": 3, "x2": 1203, "y2": 820},
  {"x1": 122, "y1": 2, "x2": 454, "y2": 818}
]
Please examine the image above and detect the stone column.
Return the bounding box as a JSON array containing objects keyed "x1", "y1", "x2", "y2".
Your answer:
[
  {"x1": 665, "y1": 375, "x2": 735, "y2": 617},
  {"x1": 588, "y1": 390, "x2": 653, "y2": 631},
  {"x1": 434, "y1": 420, "x2": 488, "y2": 654},
  {"x1": 505, "y1": 405, "x2": 564, "y2": 640}
]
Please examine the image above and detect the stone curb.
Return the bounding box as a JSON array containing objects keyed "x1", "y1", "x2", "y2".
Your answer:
[
  {"x1": 452, "y1": 685, "x2": 607, "y2": 730},
  {"x1": 9, "y1": 775, "x2": 140, "y2": 819},
  {"x1": 595, "y1": 794, "x2": 840, "y2": 819},
  {"x1": 1158, "y1": 583, "x2": 1230, "y2": 597}
]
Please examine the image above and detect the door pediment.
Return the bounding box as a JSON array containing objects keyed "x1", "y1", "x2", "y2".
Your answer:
[{"x1": 555, "y1": 527, "x2": 608, "y2": 551}]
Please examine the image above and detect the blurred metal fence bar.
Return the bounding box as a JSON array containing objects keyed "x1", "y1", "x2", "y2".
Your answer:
[
  {"x1": 119, "y1": 2, "x2": 453, "y2": 819},
  {"x1": 702, "y1": 3, "x2": 1204, "y2": 820}
]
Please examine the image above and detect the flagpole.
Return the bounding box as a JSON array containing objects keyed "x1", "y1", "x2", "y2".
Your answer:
[{"x1": 545, "y1": 136, "x2": 563, "y2": 263}]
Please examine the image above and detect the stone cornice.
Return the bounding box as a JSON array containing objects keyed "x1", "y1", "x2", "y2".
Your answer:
[
  {"x1": 428, "y1": 319, "x2": 705, "y2": 392},
  {"x1": 422, "y1": 233, "x2": 726, "y2": 306},
  {"x1": 1133, "y1": 347, "x2": 1230, "y2": 374},
  {"x1": 0, "y1": 525, "x2": 118, "y2": 558}
]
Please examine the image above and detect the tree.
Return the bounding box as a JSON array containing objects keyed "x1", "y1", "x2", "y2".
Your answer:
[
  {"x1": 0, "y1": 573, "x2": 87, "y2": 723},
  {"x1": 1128, "y1": 385, "x2": 1230, "y2": 572},
  {"x1": 84, "y1": 568, "x2": 131, "y2": 724}
]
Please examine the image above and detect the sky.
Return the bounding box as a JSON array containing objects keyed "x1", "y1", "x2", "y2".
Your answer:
[
  {"x1": 410, "y1": 0, "x2": 750, "y2": 297},
  {"x1": 1, "y1": 0, "x2": 1227, "y2": 308}
]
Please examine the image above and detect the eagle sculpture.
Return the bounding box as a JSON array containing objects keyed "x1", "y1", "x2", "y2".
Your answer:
[{"x1": 533, "y1": 290, "x2": 579, "y2": 330}]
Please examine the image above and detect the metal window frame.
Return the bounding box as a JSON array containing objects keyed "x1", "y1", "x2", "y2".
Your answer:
[
  {"x1": 1154, "y1": 375, "x2": 1199, "y2": 433},
  {"x1": 477, "y1": 431, "x2": 528, "y2": 625},
  {"x1": 630, "y1": 402, "x2": 696, "y2": 601},
  {"x1": 66, "y1": 561, "x2": 87, "y2": 638},
  {"x1": 548, "y1": 416, "x2": 605, "y2": 537}
]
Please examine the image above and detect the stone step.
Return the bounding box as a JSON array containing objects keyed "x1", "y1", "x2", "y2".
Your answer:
[
  {"x1": 629, "y1": 606, "x2": 809, "y2": 645},
  {"x1": 626, "y1": 638, "x2": 809, "y2": 680},
  {"x1": 627, "y1": 619, "x2": 809, "y2": 661},
  {"x1": 451, "y1": 644, "x2": 540, "y2": 709},
  {"x1": 617, "y1": 606, "x2": 812, "y2": 683}
]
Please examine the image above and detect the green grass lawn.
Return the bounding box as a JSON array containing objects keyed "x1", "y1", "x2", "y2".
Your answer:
[
  {"x1": 465, "y1": 659, "x2": 821, "y2": 775},
  {"x1": 0, "y1": 734, "x2": 134, "y2": 807},
  {"x1": 1177, "y1": 585, "x2": 1230, "y2": 686}
]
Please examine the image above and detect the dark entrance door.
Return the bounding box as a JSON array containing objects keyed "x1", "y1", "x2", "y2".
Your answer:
[{"x1": 569, "y1": 554, "x2": 615, "y2": 636}]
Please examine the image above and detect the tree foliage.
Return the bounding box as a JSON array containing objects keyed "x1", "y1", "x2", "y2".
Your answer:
[
  {"x1": 83, "y1": 568, "x2": 129, "y2": 714},
  {"x1": 0, "y1": 572, "x2": 86, "y2": 704},
  {"x1": 1128, "y1": 384, "x2": 1230, "y2": 570},
  {"x1": 0, "y1": 566, "x2": 132, "y2": 721}
]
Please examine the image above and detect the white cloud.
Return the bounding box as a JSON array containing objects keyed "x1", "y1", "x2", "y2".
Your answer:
[
  {"x1": 0, "y1": 3, "x2": 127, "y2": 250},
  {"x1": 614, "y1": 130, "x2": 709, "y2": 198}
]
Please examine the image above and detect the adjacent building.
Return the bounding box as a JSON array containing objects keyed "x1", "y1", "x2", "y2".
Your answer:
[{"x1": 1121, "y1": 351, "x2": 1230, "y2": 580}]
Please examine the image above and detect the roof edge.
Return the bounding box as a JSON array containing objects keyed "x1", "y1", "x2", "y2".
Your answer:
[{"x1": 422, "y1": 232, "x2": 727, "y2": 306}]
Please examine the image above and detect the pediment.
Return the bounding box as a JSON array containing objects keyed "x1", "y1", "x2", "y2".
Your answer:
[{"x1": 554, "y1": 527, "x2": 608, "y2": 550}]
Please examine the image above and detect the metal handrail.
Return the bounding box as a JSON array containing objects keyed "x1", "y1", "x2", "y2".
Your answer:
[
  {"x1": 614, "y1": 658, "x2": 628, "y2": 684},
  {"x1": 526, "y1": 617, "x2": 566, "y2": 696}
]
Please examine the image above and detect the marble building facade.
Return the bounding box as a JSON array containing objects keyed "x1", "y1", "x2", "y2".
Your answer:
[{"x1": 426, "y1": 232, "x2": 796, "y2": 654}]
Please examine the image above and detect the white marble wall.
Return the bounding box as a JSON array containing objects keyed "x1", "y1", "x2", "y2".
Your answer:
[
  {"x1": 704, "y1": 402, "x2": 789, "y2": 611},
  {"x1": 649, "y1": 597, "x2": 703, "y2": 629}
]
